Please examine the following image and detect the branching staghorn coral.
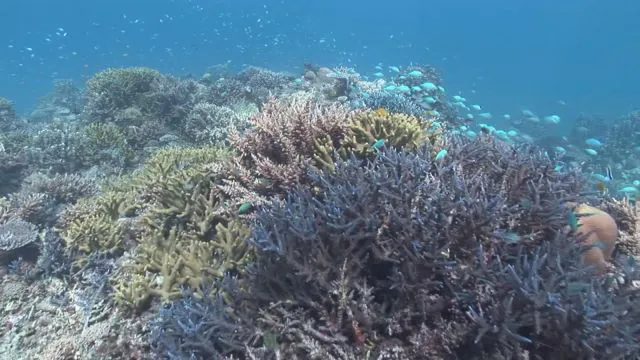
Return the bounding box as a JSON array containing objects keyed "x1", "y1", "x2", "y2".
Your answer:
[
  {"x1": 228, "y1": 95, "x2": 352, "y2": 194},
  {"x1": 314, "y1": 108, "x2": 445, "y2": 172},
  {"x1": 149, "y1": 276, "x2": 259, "y2": 359},
  {"x1": 183, "y1": 136, "x2": 640, "y2": 359},
  {"x1": 81, "y1": 146, "x2": 259, "y2": 311},
  {"x1": 58, "y1": 191, "x2": 138, "y2": 259},
  {"x1": 113, "y1": 219, "x2": 253, "y2": 311},
  {"x1": 601, "y1": 196, "x2": 640, "y2": 257}
]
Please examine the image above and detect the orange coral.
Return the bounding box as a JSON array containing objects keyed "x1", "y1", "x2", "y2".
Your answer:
[{"x1": 574, "y1": 203, "x2": 618, "y2": 273}]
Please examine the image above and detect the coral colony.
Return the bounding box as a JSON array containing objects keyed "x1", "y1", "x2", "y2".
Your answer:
[{"x1": 1, "y1": 64, "x2": 640, "y2": 359}]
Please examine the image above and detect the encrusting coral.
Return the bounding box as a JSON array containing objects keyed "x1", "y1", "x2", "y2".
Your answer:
[{"x1": 569, "y1": 203, "x2": 618, "y2": 273}]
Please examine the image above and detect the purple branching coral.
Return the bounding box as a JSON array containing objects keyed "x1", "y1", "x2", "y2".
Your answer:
[{"x1": 218, "y1": 136, "x2": 640, "y2": 359}]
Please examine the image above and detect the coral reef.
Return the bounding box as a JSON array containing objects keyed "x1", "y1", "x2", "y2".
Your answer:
[
  {"x1": 0, "y1": 151, "x2": 29, "y2": 196},
  {"x1": 30, "y1": 79, "x2": 84, "y2": 121},
  {"x1": 149, "y1": 276, "x2": 257, "y2": 359},
  {"x1": 217, "y1": 137, "x2": 640, "y2": 359},
  {"x1": 3, "y1": 63, "x2": 640, "y2": 360},
  {"x1": 27, "y1": 119, "x2": 83, "y2": 173},
  {"x1": 83, "y1": 67, "x2": 164, "y2": 124},
  {"x1": 235, "y1": 66, "x2": 295, "y2": 105},
  {"x1": 113, "y1": 219, "x2": 252, "y2": 311}
]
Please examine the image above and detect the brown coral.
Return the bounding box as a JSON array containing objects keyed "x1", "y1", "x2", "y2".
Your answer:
[
  {"x1": 573, "y1": 203, "x2": 618, "y2": 273},
  {"x1": 228, "y1": 95, "x2": 351, "y2": 193}
]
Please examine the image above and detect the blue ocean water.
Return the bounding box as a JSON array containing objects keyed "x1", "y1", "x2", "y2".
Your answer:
[{"x1": 0, "y1": 0, "x2": 638, "y2": 129}]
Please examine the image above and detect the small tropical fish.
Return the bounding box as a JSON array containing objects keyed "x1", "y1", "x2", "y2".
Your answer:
[
  {"x1": 420, "y1": 82, "x2": 437, "y2": 91},
  {"x1": 374, "y1": 107, "x2": 389, "y2": 117},
  {"x1": 584, "y1": 148, "x2": 598, "y2": 156},
  {"x1": 585, "y1": 138, "x2": 603, "y2": 147},
  {"x1": 605, "y1": 166, "x2": 614, "y2": 181},
  {"x1": 567, "y1": 211, "x2": 581, "y2": 231},
  {"x1": 238, "y1": 202, "x2": 253, "y2": 214},
  {"x1": 544, "y1": 115, "x2": 561, "y2": 124},
  {"x1": 619, "y1": 186, "x2": 639, "y2": 193},
  {"x1": 371, "y1": 138, "x2": 385, "y2": 150},
  {"x1": 397, "y1": 85, "x2": 411, "y2": 93},
  {"x1": 434, "y1": 149, "x2": 447, "y2": 160},
  {"x1": 495, "y1": 231, "x2": 521, "y2": 244}
]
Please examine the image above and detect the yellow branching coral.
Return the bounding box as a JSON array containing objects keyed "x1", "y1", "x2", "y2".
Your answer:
[
  {"x1": 132, "y1": 146, "x2": 231, "y2": 199},
  {"x1": 60, "y1": 145, "x2": 259, "y2": 312},
  {"x1": 113, "y1": 219, "x2": 253, "y2": 311},
  {"x1": 341, "y1": 109, "x2": 435, "y2": 155},
  {"x1": 313, "y1": 109, "x2": 445, "y2": 172},
  {"x1": 62, "y1": 212, "x2": 123, "y2": 254},
  {"x1": 59, "y1": 191, "x2": 138, "y2": 259}
]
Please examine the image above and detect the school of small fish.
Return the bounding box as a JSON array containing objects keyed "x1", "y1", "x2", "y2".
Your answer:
[{"x1": 370, "y1": 64, "x2": 639, "y2": 198}]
